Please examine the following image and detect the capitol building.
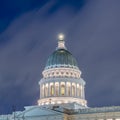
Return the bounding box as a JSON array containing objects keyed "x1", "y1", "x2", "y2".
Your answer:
[{"x1": 0, "y1": 34, "x2": 120, "y2": 120}]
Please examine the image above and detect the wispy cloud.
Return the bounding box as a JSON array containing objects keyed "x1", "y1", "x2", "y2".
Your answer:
[{"x1": 0, "y1": 0, "x2": 120, "y2": 114}]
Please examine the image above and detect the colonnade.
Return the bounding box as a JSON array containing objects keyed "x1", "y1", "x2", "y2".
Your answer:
[{"x1": 40, "y1": 82, "x2": 85, "y2": 99}]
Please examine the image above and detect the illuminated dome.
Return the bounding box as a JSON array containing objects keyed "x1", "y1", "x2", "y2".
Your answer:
[
  {"x1": 38, "y1": 34, "x2": 87, "y2": 109},
  {"x1": 45, "y1": 49, "x2": 78, "y2": 69}
]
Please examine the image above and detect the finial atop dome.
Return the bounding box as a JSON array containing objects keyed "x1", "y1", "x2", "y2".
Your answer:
[
  {"x1": 57, "y1": 33, "x2": 66, "y2": 49},
  {"x1": 58, "y1": 33, "x2": 64, "y2": 40}
]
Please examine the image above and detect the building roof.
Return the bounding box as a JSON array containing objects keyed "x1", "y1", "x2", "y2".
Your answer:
[
  {"x1": 45, "y1": 48, "x2": 78, "y2": 69},
  {"x1": 16, "y1": 106, "x2": 64, "y2": 118}
]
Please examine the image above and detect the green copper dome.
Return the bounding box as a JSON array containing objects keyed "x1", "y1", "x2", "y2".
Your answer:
[{"x1": 45, "y1": 49, "x2": 78, "y2": 69}]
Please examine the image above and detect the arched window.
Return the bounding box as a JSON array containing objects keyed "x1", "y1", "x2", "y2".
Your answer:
[
  {"x1": 50, "y1": 83, "x2": 54, "y2": 96},
  {"x1": 66, "y1": 82, "x2": 71, "y2": 96},
  {"x1": 77, "y1": 84, "x2": 80, "y2": 97},
  {"x1": 61, "y1": 82, "x2": 65, "y2": 95},
  {"x1": 55, "y1": 82, "x2": 59, "y2": 96},
  {"x1": 72, "y1": 83, "x2": 76, "y2": 96},
  {"x1": 45, "y1": 83, "x2": 48, "y2": 97}
]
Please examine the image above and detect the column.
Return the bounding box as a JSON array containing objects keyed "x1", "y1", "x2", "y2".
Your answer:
[
  {"x1": 65, "y1": 82, "x2": 67, "y2": 96},
  {"x1": 83, "y1": 86, "x2": 85, "y2": 99},
  {"x1": 44, "y1": 84, "x2": 45, "y2": 98},
  {"x1": 81, "y1": 85, "x2": 83, "y2": 99},
  {"x1": 80, "y1": 84, "x2": 82, "y2": 99},
  {"x1": 48, "y1": 83, "x2": 50, "y2": 97},
  {"x1": 75, "y1": 83, "x2": 77, "y2": 97},
  {"x1": 59, "y1": 82, "x2": 60, "y2": 96},
  {"x1": 55, "y1": 82, "x2": 59, "y2": 97},
  {"x1": 76, "y1": 84, "x2": 78, "y2": 97},
  {"x1": 70, "y1": 82, "x2": 72, "y2": 97},
  {"x1": 54, "y1": 82, "x2": 56, "y2": 96},
  {"x1": 54, "y1": 82, "x2": 55, "y2": 96}
]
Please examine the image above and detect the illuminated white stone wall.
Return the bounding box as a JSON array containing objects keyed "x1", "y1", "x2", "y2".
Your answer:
[{"x1": 38, "y1": 66, "x2": 87, "y2": 107}]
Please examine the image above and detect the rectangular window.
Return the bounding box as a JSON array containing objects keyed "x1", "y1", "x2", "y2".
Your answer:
[
  {"x1": 66, "y1": 82, "x2": 71, "y2": 96},
  {"x1": 55, "y1": 82, "x2": 59, "y2": 96},
  {"x1": 61, "y1": 82, "x2": 65, "y2": 96},
  {"x1": 50, "y1": 83, "x2": 54, "y2": 96}
]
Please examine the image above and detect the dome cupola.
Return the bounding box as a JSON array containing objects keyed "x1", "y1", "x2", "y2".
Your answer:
[
  {"x1": 45, "y1": 33, "x2": 79, "y2": 70},
  {"x1": 45, "y1": 49, "x2": 78, "y2": 69},
  {"x1": 38, "y1": 34, "x2": 87, "y2": 109}
]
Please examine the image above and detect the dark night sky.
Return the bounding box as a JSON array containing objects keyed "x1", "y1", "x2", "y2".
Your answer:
[{"x1": 0, "y1": 0, "x2": 120, "y2": 114}]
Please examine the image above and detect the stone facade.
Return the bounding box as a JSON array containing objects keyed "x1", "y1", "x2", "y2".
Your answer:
[{"x1": 1, "y1": 106, "x2": 120, "y2": 120}]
